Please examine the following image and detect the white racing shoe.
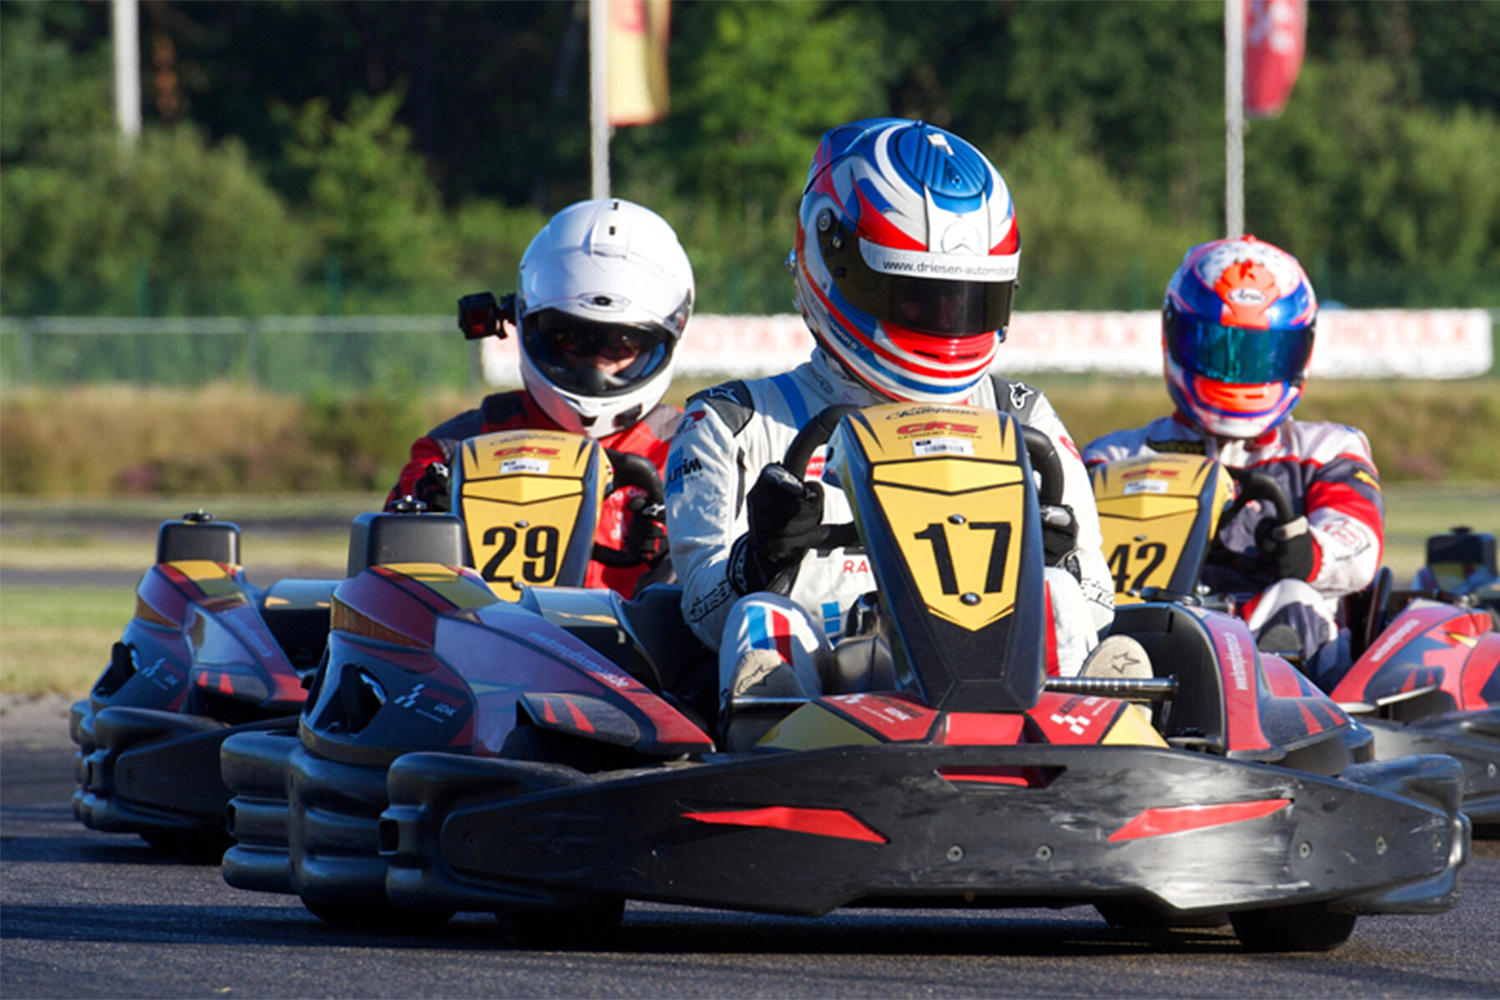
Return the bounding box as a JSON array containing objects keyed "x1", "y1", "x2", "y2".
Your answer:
[
  {"x1": 1079, "y1": 635, "x2": 1154, "y2": 723},
  {"x1": 722, "y1": 649, "x2": 810, "y2": 752}
]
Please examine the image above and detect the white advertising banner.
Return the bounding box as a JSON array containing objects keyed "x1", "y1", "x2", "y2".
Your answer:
[{"x1": 481, "y1": 309, "x2": 1494, "y2": 384}]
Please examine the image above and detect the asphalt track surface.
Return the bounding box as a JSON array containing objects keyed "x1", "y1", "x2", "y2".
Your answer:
[{"x1": 1, "y1": 701, "x2": 1496, "y2": 1000}]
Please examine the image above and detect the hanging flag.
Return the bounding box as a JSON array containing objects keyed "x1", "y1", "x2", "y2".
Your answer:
[
  {"x1": 1245, "y1": 0, "x2": 1307, "y2": 119},
  {"x1": 608, "y1": 0, "x2": 671, "y2": 126}
]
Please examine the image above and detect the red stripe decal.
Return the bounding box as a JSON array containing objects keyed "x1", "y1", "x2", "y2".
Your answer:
[
  {"x1": 1109, "y1": 799, "x2": 1291, "y2": 842},
  {"x1": 682, "y1": 806, "x2": 888, "y2": 843},
  {"x1": 1043, "y1": 581, "x2": 1059, "y2": 678},
  {"x1": 771, "y1": 609, "x2": 795, "y2": 667},
  {"x1": 937, "y1": 767, "x2": 1032, "y2": 787},
  {"x1": 562, "y1": 696, "x2": 595, "y2": 733},
  {"x1": 940, "y1": 712, "x2": 1026, "y2": 746}
]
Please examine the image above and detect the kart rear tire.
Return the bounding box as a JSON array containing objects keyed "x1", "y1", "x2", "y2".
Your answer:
[
  {"x1": 303, "y1": 898, "x2": 454, "y2": 933},
  {"x1": 1095, "y1": 901, "x2": 1229, "y2": 930},
  {"x1": 1230, "y1": 903, "x2": 1356, "y2": 952},
  {"x1": 496, "y1": 898, "x2": 625, "y2": 949},
  {"x1": 140, "y1": 828, "x2": 234, "y2": 864}
]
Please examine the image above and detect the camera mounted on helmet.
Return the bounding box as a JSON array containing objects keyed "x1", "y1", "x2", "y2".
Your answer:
[{"x1": 458, "y1": 291, "x2": 518, "y2": 341}]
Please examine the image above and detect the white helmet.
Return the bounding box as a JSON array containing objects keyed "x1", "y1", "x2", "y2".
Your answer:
[{"x1": 518, "y1": 199, "x2": 694, "y2": 438}]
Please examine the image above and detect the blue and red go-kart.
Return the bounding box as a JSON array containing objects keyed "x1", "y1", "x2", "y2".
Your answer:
[
  {"x1": 218, "y1": 427, "x2": 697, "y2": 926},
  {"x1": 229, "y1": 402, "x2": 1467, "y2": 951},
  {"x1": 1091, "y1": 454, "x2": 1500, "y2": 830},
  {"x1": 69, "y1": 512, "x2": 331, "y2": 859},
  {"x1": 70, "y1": 427, "x2": 665, "y2": 862}
]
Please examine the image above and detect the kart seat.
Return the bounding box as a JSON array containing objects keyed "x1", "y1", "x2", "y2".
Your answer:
[
  {"x1": 1108, "y1": 603, "x2": 1227, "y2": 753},
  {"x1": 258, "y1": 579, "x2": 339, "y2": 670}
]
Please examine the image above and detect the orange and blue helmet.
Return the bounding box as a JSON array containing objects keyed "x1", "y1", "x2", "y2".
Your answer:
[
  {"x1": 791, "y1": 118, "x2": 1020, "y2": 403},
  {"x1": 1163, "y1": 236, "x2": 1317, "y2": 439}
]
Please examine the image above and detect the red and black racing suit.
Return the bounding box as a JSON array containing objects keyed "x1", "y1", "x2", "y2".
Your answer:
[{"x1": 386, "y1": 390, "x2": 680, "y2": 596}]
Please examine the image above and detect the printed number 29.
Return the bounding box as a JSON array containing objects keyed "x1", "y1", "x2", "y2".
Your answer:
[
  {"x1": 1107, "y1": 541, "x2": 1167, "y2": 594},
  {"x1": 482, "y1": 525, "x2": 560, "y2": 588},
  {"x1": 914, "y1": 521, "x2": 1011, "y2": 595}
]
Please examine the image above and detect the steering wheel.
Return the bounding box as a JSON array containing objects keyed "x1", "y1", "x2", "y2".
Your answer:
[
  {"x1": 591, "y1": 449, "x2": 668, "y2": 568},
  {"x1": 779, "y1": 405, "x2": 1068, "y2": 550},
  {"x1": 1206, "y1": 466, "x2": 1298, "y2": 576}
]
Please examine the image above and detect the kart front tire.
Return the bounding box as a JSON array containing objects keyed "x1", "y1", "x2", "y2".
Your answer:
[
  {"x1": 1230, "y1": 903, "x2": 1357, "y2": 952},
  {"x1": 140, "y1": 827, "x2": 234, "y2": 863},
  {"x1": 303, "y1": 898, "x2": 454, "y2": 933},
  {"x1": 496, "y1": 898, "x2": 625, "y2": 949}
]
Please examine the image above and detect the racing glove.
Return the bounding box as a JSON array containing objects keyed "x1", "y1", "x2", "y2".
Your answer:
[
  {"x1": 1040, "y1": 503, "x2": 1079, "y2": 569},
  {"x1": 1255, "y1": 514, "x2": 1316, "y2": 581},
  {"x1": 622, "y1": 494, "x2": 668, "y2": 565},
  {"x1": 728, "y1": 463, "x2": 826, "y2": 596},
  {"x1": 410, "y1": 461, "x2": 452, "y2": 513}
]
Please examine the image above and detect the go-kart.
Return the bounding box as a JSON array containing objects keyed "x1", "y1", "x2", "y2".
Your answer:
[
  {"x1": 69, "y1": 512, "x2": 329, "y2": 858},
  {"x1": 72, "y1": 430, "x2": 664, "y2": 861},
  {"x1": 364, "y1": 404, "x2": 1467, "y2": 952},
  {"x1": 218, "y1": 428, "x2": 695, "y2": 925},
  {"x1": 1091, "y1": 453, "x2": 1500, "y2": 829}
]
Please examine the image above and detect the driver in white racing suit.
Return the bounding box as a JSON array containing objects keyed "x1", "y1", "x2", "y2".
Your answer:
[
  {"x1": 1084, "y1": 236, "x2": 1383, "y2": 686},
  {"x1": 664, "y1": 119, "x2": 1115, "y2": 748}
]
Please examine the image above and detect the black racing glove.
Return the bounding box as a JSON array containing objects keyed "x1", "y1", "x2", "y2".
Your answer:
[
  {"x1": 1039, "y1": 503, "x2": 1078, "y2": 568},
  {"x1": 1255, "y1": 514, "x2": 1316, "y2": 581},
  {"x1": 622, "y1": 494, "x2": 668, "y2": 565},
  {"x1": 410, "y1": 461, "x2": 452, "y2": 513},
  {"x1": 728, "y1": 463, "x2": 826, "y2": 595}
]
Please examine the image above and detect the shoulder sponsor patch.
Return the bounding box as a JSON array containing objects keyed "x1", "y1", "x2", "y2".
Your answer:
[{"x1": 688, "y1": 381, "x2": 755, "y2": 436}]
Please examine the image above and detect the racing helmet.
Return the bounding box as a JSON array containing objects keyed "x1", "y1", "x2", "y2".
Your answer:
[
  {"x1": 791, "y1": 118, "x2": 1020, "y2": 403},
  {"x1": 518, "y1": 199, "x2": 694, "y2": 438},
  {"x1": 1163, "y1": 235, "x2": 1318, "y2": 440}
]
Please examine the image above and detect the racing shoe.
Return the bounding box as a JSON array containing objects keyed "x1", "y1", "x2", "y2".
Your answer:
[
  {"x1": 723, "y1": 649, "x2": 810, "y2": 752},
  {"x1": 1080, "y1": 635, "x2": 1154, "y2": 723}
]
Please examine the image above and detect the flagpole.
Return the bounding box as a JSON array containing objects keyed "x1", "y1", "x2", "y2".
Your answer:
[
  {"x1": 1225, "y1": 0, "x2": 1245, "y2": 238},
  {"x1": 589, "y1": 0, "x2": 610, "y2": 199},
  {"x1": 112, "y1": 0, "x2": 141, "y2": 155}
]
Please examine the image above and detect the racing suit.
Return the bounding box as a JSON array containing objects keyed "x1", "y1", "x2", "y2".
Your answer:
[
  {"x1": 665, "y1": 348, "x2": 1116, "y2": 706},
  {"x1": 387, "y1": 389, "x2": 680, "y2": 596},
  {"x1": 1084, "y1": 411, "x2": 1383, "y2": 683}
]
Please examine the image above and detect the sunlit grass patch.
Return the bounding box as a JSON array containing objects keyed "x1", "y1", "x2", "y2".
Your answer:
[{"x1": 0, "y1": 586, "x2": 136, "y2": 697}]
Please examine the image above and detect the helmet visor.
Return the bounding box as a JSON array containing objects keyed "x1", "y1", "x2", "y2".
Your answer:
[
  {"x1": 1166, "y1": 311, "x2": 1314, "y2": 385},
  {"x1": 524, "y1": 310, "x2": 672, "y2": 396},
  {"x1": 823, "y1": 223, "x2": 1015, "y2": 336}
]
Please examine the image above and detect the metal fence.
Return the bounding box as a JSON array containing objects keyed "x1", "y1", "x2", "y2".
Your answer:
[{"x1": 3, "y1": 311, "x2": 1497, "y2": 395}]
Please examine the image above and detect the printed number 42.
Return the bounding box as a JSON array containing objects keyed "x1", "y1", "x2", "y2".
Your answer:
[{"x1": 1108, "y1": 541, "x2": 1167, "y2": 594}]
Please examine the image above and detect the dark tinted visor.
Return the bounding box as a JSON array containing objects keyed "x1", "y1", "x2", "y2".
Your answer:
[
  {"x1": 822, "y1": 222, "x2": 1015, "y2": 336},
  {"x1": 1166, "y1": 310, "x2": 1314, "y2": 384},
  {"x1": 523, "y1": 310, "x2": 672, "y2": 396}
]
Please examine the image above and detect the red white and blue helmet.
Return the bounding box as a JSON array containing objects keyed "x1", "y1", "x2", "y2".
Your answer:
[
  {"x1": 791, "y1": 118, "x2": 1020, "y2": 403},
  {"x1": 1163, "y1": 236, "x2": 1318, "y2": 439}
]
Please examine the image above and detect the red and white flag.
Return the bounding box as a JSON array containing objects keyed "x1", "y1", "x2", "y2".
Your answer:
[{"x1": 1245, "y1": 0, "x2": 1306, "y2": 119}]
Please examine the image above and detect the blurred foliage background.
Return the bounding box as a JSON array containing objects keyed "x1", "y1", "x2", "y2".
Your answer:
[{"x1": 3, "y1": 0, "x2": 1498, "y2": 320}]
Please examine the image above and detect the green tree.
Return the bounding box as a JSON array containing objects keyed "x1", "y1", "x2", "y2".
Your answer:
[
  {"x1": 279, "y1": 91, "x2": 448, "y2": 301},
  {"x1": 1, "y1": 127, "x2": 311, "y2": 316}
]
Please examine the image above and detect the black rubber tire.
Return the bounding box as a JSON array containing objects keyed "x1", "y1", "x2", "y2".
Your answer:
[
  {"x1": 140, "y1": 827, "x2": 234, "y2": 864},
  {"x1": 303, "y1": 898, "x2": 454, "y2": 933},
  {"x1": 1095, "y1": 900, "x2": 1229, "y2": 930},
  {"x1": 496, "y1": 898, "x2": 626, "y2": 949},
  {"x1": 1230, "y1": 903, "x2": 1357, "y2": 952}
]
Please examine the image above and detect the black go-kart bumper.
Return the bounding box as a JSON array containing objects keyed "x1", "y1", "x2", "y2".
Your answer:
[
  {"x1": 222, "y1": 732, "x2": 396, "y2": 906},
  {"x1": 1362, "y1": 708, "x2": 1500, "y2": 829},
  {"x1": 71, "y1": 701, "x2": 296, "y2": 850},
  {"x1": 378, "y1": 744, "x2": 1469, "y2": 920}
]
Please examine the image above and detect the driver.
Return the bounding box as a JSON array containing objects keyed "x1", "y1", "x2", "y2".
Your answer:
[
  {"x1": 1083, "y1": 236, "x2": 1383, "y2": 684},
  {"x1": 386, "y1": 198, "x2": 694, "y2": 597},
  {"x1": 664, "y1": 118, "x2": 1117, "y2": 748}
]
